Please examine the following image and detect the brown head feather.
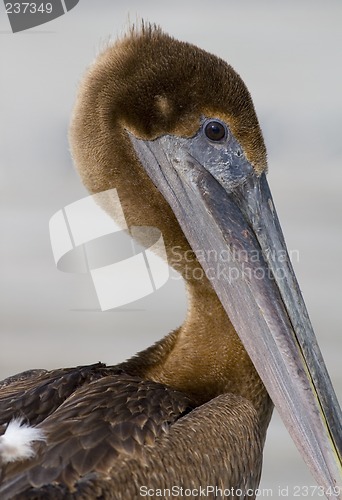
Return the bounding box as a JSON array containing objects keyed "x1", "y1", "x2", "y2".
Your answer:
[{"x1": 70, "y1": 26, "x2": 266, "y2": 279}]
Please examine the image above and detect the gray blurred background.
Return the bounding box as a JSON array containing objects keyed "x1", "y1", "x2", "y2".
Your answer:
[{"x1": 1, "y1": 0, "x2": 341, "y2": 496}]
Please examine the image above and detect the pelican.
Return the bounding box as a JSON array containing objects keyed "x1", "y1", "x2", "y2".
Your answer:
[{"x1": 0, "y1": 25, "x2": 341, "y2": 499}]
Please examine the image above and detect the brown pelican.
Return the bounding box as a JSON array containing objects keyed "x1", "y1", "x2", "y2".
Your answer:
[{"x1": 0, "y1": 25, "x2": 341, "y2": 499}]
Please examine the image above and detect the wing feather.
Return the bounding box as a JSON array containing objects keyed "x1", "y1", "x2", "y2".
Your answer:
[{"x1": 0, "y1": 371, "x2": 195, "y2": 498}]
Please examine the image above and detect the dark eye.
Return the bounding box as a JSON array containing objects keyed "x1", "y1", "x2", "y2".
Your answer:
[{"x1": 204, "y1": 120, "x2": 227, "y2": 142}]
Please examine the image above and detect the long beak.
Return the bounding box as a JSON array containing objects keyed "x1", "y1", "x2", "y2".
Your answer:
[{"x1": 129, "y1": 131, "x2": 342, "y2": 494}]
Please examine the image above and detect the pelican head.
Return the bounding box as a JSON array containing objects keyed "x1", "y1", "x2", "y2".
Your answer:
[{"x1": 70, "y1": 25, "x2": 341, "y2": 492}]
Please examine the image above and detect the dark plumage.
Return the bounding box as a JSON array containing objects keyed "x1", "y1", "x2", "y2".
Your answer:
[
  {"x1": 0, "y1": 363, "x2": 265, "y2": 499},
  {"x1": 0, "y1": 25, "x2": 340, "y2": 500}
]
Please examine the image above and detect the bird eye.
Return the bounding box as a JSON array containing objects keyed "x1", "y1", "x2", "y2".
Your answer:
[{"x1": 204, "y1": 120, "x2": 227, "y2": 142}]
